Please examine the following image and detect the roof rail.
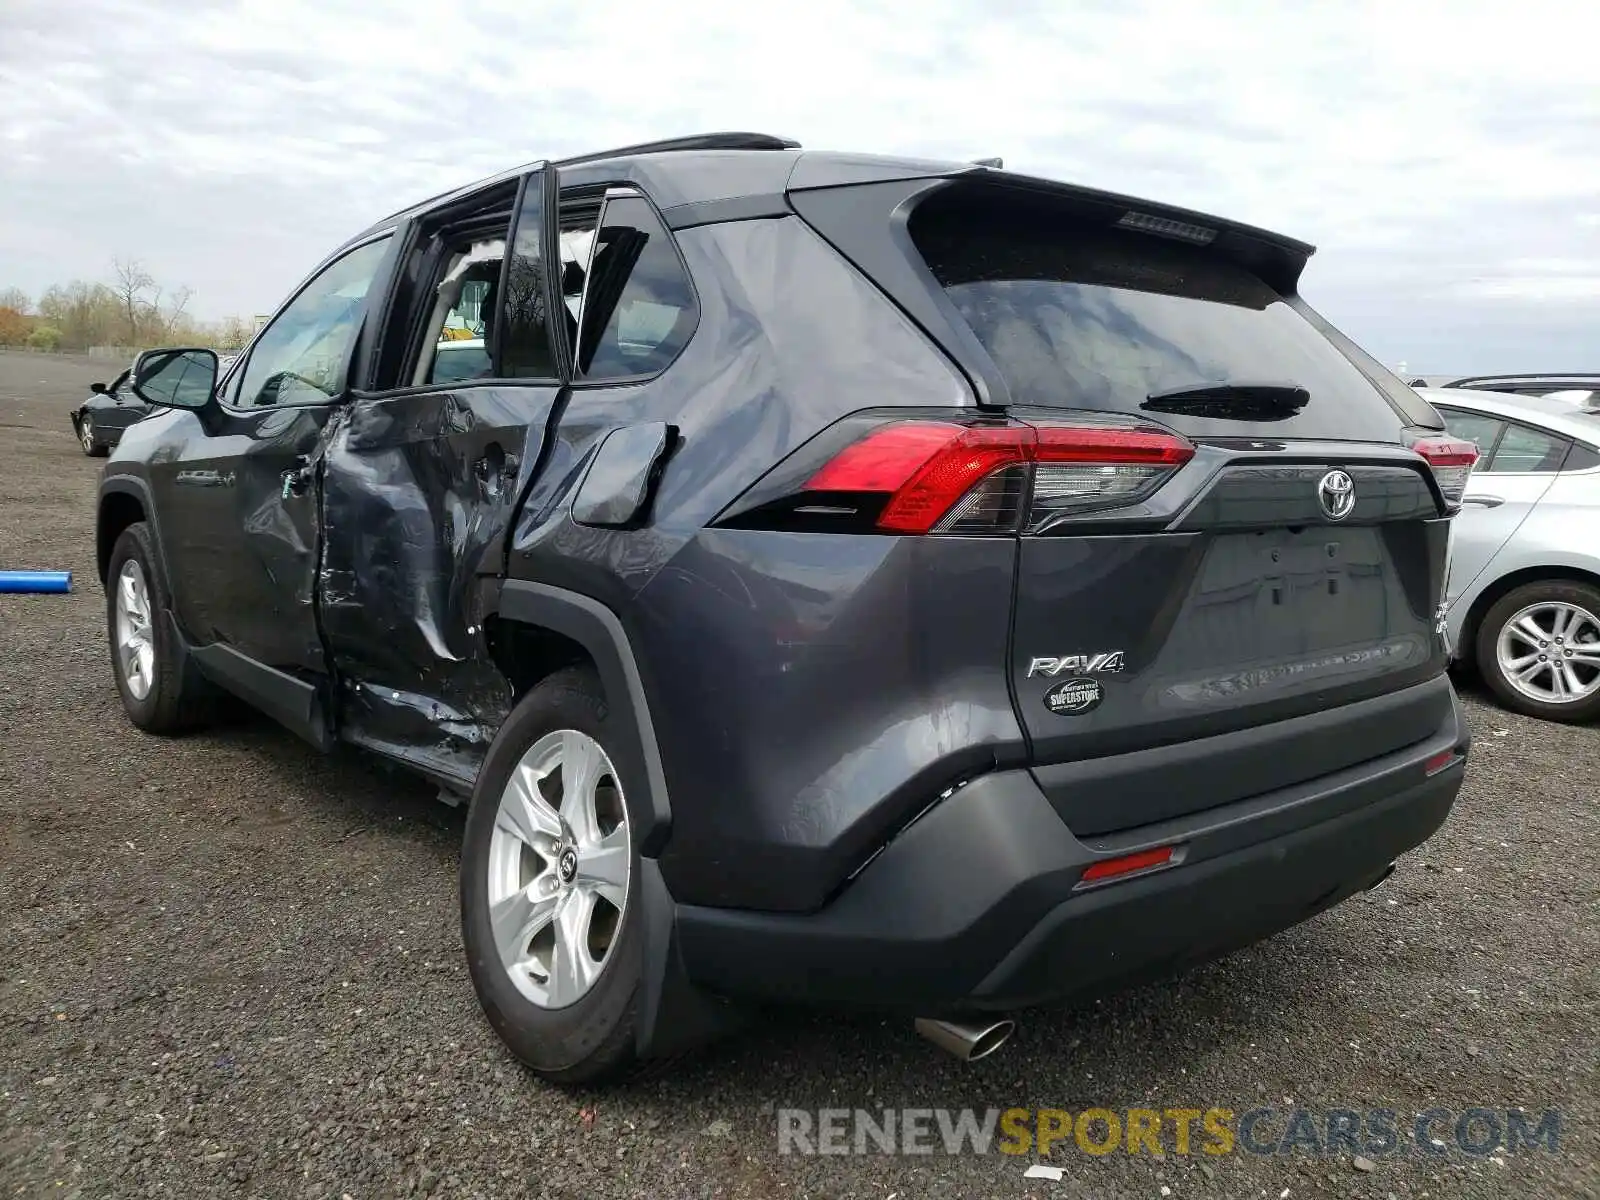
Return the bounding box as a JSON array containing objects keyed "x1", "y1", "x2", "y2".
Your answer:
[
  {"x1": 372, "y1": 133, "x2": 801, "y2": 226},
  {"x1": 1446, "y1": 373, "x2": 1600, "y2": 388},
  {"x1": 555, "y1": 132, "x2": 801, "y2": 167}
]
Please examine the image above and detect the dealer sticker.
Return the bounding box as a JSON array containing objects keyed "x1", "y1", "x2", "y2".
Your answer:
[{"x1": 1044, "y1": 677, "x2": 1103, "y2": 716}]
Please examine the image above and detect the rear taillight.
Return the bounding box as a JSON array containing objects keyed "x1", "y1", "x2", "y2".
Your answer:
[
  {"x1": 1029, "y1": 426, "x2": 1194, "y2": 527},
  {"x1": 1411, "y1": 436, "x2": 1479, "y2": 506},
  {"x1": 792, "y1": 418, "x2": 1194, "y2": 534}
]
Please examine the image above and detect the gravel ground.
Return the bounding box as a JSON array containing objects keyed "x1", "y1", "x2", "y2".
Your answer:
[{"x1": 1, "y1": 349, "x2": 1596, "y2": 1199}]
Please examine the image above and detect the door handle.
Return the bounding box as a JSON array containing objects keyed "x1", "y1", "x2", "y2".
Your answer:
[
  {"x1": 280, "y1": 455, "x2": 314, "y2": 500},
  {"x1": 473, "y1": 449, "x2": 520, "y2": 500},
  {"x1": 474, "y1": 451, "x2": 519, "y2": 481},
  {"x1": 1461, "y1": 495, "x2": 1504, "y2": 508}
]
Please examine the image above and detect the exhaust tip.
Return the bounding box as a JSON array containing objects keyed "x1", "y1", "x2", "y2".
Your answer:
[
  {"x1": 914, "y1": 1016, "x2": 1016, "y2": 1062},
  {"x1": 1365, "y1": 862, "x2": 1398, "y2": 891}
]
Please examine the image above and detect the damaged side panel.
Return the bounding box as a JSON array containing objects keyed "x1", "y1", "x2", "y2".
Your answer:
[{"x1": 318, "y1": 382, "x2": 562, "y2": 784}]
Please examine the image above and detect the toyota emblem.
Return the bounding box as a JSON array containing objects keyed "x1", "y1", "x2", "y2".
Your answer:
[{"x1": 1317, "y1": 469, "x2": 1355, "y2": 521}]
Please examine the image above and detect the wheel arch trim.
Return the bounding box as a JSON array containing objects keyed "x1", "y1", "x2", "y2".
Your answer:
[
  {"x1": 492, "y1": 580, "x2": 672, "y2": 853},
  {"x1": 96, "y1": 475, "x2": 171, "y2": 591},
  {"x1": 489, "y1": 581, "x2": 737, "y2": 1060}
]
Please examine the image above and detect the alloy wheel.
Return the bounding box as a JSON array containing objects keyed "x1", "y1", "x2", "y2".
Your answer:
[
  {"x1": 485, "y1": 729, "x2": 630, "y2": 1008},
  {"x1": 114, "y1": 559, "x2": 156, "y2": 700},
  {"x1": 1495, "y1": 600, "x2": 1600, "y2": 705}
]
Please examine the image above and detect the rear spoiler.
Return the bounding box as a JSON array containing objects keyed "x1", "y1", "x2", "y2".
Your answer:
[
  {"x1": 934, "y1": 168, "x2": 1316, "y2": 295},
  {"x1": 786, "y1": 153, "x2": 1317, "y2": 295}
]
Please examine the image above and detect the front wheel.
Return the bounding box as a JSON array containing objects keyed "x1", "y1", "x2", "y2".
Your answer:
[
  {"x1": 460, "y1": 667, "x2": 643, "y2": 1085},
  {"x1": 1476, "y1": 579, "x2": 1600, "y2": 723},
  {"x1": 79, "y1": 414, "x2": 106, "y2": 457},
  {"x1": 105, "y1": 522, "x2": 215, "y2": 732}
]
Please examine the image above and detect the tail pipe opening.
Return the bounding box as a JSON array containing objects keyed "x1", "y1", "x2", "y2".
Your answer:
[{"x1": 914, "y1": 1016, "x2": 1016, "y2": 1061}]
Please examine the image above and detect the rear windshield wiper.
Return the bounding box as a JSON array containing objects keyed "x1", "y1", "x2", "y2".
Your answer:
[{"x1": 1143, "y1": 380, "x2": 1310, "y2": 420}]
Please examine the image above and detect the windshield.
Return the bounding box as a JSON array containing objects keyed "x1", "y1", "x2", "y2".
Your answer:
[{"x1": 911, "y1": 196, "x2": 1413, "y2": 440}]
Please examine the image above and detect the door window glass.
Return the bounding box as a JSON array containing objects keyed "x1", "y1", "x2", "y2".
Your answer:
[
  {"x1": 236, "y1": 237, "x2": 390, "y2": 407},
  {"x1": 1487, "y1": 423, "x2": 1570, "y2": 473}
]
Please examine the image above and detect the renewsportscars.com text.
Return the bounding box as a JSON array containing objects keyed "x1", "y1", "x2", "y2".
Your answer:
[{"x1": 776, "y1": 1106, "x2": 1561, "y2": 1159}]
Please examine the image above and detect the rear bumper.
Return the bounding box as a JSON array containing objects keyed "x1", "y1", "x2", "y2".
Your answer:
[{"x1": 675, "y1": 684, "x2": 1468, "y2": 1012}]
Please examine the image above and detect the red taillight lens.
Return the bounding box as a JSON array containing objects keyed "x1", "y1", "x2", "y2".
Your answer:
[
  {"x1": 808, "y1": 424, "x2": 1032, "y2": 533},
  {"x1": 1411, "y1": 436, "x2": 1479, "y2": 506},
  {"x1": 803, "y1": 420, "x2": 1194, "y2": 534},
  {"x1": 804, "y1": 422, "x2": 974, "y2": 494}
]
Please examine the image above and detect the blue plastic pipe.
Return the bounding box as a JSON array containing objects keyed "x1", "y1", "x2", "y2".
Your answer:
[{"x1": 0, "y1": 570, "x2": 72, "y2": 594}]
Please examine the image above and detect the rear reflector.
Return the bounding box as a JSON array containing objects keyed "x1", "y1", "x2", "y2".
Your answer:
[
  {"x1": 805, "y1": 420, "x2": 1194, "y2": 534},
  {"x1": 1076, "y1": 845, "x2": 1177, "y2": 887},
  {"x1": 1423, "y1": 749, "x2": 1462, "y2": 776},
  {"x1": 1411, "y1": 436, "x2": 1479, "y2": 506}
]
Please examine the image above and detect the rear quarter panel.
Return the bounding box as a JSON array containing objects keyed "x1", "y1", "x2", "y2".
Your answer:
[{"x1": 507, "y1": 214, "x2": 1027, "y2": 911}]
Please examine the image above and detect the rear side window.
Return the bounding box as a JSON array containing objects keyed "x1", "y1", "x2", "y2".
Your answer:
[
  {"x1": 909, "y1": 188, "x2": 1409, "y2": 439},
  {"x1": 574, "y1": 195, "x2": 697, "y2": 380},
  {"x1": 1438, "y1": 406, "x2": 1574, "y2": 474},
  {"x1": 1489, "y1": 423, "x2": 1569, "y2": 473}
]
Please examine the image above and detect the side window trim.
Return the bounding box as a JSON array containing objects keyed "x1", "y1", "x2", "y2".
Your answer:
[
  {"x1": 497, "y1": 163, "x2": 566, "y2": 383},
  {"x1": 221, "y1": 232, "x2": 396, "y2": 413}
]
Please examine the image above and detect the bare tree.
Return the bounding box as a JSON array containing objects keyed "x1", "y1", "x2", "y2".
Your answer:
[
  {"x1": 163, "y1": 286, "x2": 193, "y2": 338},
  {"x1": 0, "y1": 286, "x2": 30, "y2": 315},
  {"x1": 111, "y1": 257, "x2": 155, "y2": 344}
]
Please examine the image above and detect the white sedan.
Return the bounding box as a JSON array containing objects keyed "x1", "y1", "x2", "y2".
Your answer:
[{"x1": 1426, "y1": 387, "x2": 1600, "y2": 722}]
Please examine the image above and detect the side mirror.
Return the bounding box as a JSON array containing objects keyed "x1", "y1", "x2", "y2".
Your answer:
[
  {"x1": 89, "y1": 382, "x2": 108, "y2": 394},
  {"x1": 131, "y1": 347, "x2": 218, "y2": 410}
]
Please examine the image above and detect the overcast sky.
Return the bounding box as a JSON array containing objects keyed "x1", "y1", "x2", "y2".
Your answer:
[{"x1": 2, "y1": 0, "x2": 1595, "y2": 373}]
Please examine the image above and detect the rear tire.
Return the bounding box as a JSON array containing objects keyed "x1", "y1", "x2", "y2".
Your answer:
[
  {"x1": 1476, "y1": 579, "x2": 1600, "y2": 723},
  {"x1": 460, "y1": 667, "x2": 643, "y2": 1085},
  {"x1": 106, "y1": 522, "x2": 215, "y2": 733}
]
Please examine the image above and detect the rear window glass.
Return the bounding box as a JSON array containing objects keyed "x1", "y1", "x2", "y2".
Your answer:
[{"x1": 909, "y1": 191, "x2": 1409, "y2": 440}]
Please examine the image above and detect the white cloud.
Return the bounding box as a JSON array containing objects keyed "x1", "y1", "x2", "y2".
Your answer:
[{"x1": 1, "y1": 0, "x2": 1596, "y2": 370}]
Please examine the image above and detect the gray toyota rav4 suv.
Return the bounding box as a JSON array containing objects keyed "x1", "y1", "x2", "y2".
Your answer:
[{"x1": 97, "y1": 133, "x2": 1474, "y2": 1083}]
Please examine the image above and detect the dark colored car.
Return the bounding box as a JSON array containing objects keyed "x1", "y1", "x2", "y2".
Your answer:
[
  {"x1": 95, "y1": 132, "x2": 1474, "y2": 1084},
  {"x1": 72, "y1": 356, "x2": 236, "y2": 456},
  {"x1": 71, "y1": 364, "x2": 152, "y2": 456}
]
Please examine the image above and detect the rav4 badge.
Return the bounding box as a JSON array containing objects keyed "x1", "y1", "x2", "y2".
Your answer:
[
  {"x1": 1028, "y1": 652, "x2": 1125, "y2": 677},
  {"x1": 1044, "y1": 678, "x2": 1104, "y2": 716}
]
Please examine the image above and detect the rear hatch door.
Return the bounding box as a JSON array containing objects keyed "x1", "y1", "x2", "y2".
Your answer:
[{"x1": 906, "y1": 180, "x2": 1461, "y2": 835}]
